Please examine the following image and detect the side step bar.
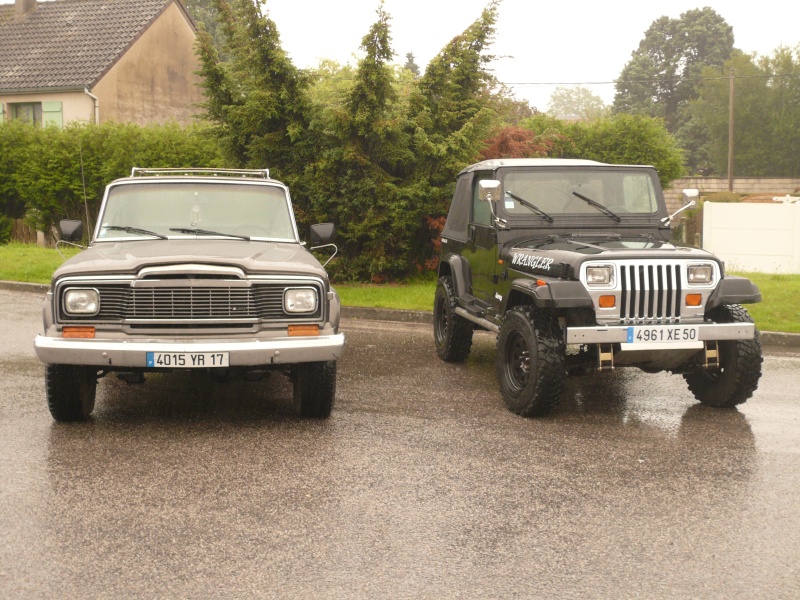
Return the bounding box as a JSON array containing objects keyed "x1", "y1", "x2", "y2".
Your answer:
[{"x1": 454, "y1": 307, "x2": 500, "y2": 333}]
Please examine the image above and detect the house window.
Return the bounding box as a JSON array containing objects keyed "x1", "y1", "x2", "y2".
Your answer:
[
  {"x1": 10, "y1": 102, "x2": 43, "y2": 125},
  {"x1": 7, "y1": 101, "x2": 63, "y2": 127}
]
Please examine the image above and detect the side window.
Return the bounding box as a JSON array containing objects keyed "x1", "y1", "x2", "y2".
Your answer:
[
  {"x1": 442, "y1": 174, "x2": 472, "y2": 242},
  {"x1": 0, "y1": 103, "x2": 4, "y2": 123},
  {"x1": 471, "y1": 171, "x2": 494, "y2": 227}
]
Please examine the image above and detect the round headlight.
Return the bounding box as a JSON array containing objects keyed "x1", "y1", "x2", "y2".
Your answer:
[
  {"x1": 284, "y1": 288, "x2": 318, "y2": 313},
  {"x1": 64, "y1": 288, "x2": 100, "y2": 315}
]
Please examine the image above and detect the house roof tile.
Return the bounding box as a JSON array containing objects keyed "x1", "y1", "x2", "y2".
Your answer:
[{"x1": 0, "y1": 0, "x2": 185, "y2": 92}]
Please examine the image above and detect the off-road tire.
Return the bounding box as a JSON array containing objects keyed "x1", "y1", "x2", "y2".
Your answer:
[
  {"x1": 293, "y1": 361, "x2": 336, "y2": 418},
  {"x1": 45, "y1": 364, "x2": 97, "y2": 422},
  {"x1": 683, "y1": 304, "x2": 762, "y2": 408},
  {"x1": 496, "y1": 306, "x2": 566, "y2": 417},
  {"x1": 433, "y1": 276, "x2": 473, "y2": 362}
]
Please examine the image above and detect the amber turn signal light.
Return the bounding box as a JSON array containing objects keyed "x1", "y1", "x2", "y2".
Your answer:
[
  {"x1": 686, "y1": 293, "x2": 702, "y2": 307},
  {"x1": 599, "y1": 295, "x2": 616, "y2": 308},
  {"x1": 288, "y1": 324, "x2": 320, "y2": 337},
  {"x1": 62, "y1": 326, "x2": 96, "y2": 339}
]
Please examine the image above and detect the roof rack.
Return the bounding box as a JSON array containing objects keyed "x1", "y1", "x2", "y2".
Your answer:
[{"x1": 130, "y1": 167, "x2": 270, "y2": 179}]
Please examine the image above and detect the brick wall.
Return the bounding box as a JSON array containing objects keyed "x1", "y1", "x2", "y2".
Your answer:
[{"x1": 664, "y1": 177, "x2": 800, "y2": 214}]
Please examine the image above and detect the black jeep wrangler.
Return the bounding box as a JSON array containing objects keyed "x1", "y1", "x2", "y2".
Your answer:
[{"x1": 434, "y1": 159, "x2": 763, "y2": 417}]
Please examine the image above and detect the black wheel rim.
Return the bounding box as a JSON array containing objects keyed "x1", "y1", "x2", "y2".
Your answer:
[{"x1": 505, "y1": 331, "x2": 530, "y2": 391}]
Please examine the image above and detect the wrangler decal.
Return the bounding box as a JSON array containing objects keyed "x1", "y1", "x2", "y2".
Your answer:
[{"x1": 510, "y1": 252, "x2": 554, "y2": 271}]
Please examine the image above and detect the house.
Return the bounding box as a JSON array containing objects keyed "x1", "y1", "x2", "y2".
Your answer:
[{"x1": 0, "y1": 0, "x2": 204, "y2": 126}]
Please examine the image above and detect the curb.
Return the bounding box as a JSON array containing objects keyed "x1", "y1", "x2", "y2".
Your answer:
[{"x1": 3, "y1": 281, "x2": 798, "y2": 348}]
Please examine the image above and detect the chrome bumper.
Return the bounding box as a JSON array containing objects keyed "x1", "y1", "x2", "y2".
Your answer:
[
  {"x1": 34, "y1": 333, "x2": 345, "y2": 368},
  {"x1": 566, "y1": 322, "x2": 755, "y2": 345}
]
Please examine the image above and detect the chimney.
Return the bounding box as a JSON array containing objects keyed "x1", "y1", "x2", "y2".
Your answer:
[{"x1": 15, "y1": 0, "x2": 38, "y2": 21}]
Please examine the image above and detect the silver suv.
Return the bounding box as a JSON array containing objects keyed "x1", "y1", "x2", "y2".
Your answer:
[{"x1": 34, "y1": 168, "x2": 345, "y2": 421}]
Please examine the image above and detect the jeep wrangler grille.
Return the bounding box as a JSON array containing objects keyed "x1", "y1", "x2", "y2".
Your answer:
[{"x1": 619, "y1": 263, "x2": 682, "y2": 323}]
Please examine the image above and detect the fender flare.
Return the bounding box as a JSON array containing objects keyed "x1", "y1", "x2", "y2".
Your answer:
[
  {"x1": 507, "y1": 279, "x2": 593, "y2": 310},
  {"x1": 706, "y1": 276, "x2": 762, "y2": 311},
  {"x1": 440, "y1": 254, "x2": 471, "y2": 299}
]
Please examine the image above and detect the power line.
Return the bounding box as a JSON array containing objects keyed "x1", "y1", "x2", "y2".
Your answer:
[{"x1": 500, "y1": 73, "x2": 800, "y2": 87}]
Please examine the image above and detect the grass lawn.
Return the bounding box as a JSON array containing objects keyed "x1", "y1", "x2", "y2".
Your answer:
[
  {"x1": 1, "y1": 244, "x2": 796, "y2": 333},
  {"x1": 0, "y1": 242, "x2": 81, "y2": 285}
]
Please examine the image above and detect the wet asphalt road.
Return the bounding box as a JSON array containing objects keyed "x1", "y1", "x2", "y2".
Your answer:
[{"x1": 1, "y1": 288, "x2": 799, "y2": 599}]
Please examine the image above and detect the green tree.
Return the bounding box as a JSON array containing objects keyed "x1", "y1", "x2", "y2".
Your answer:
[
  {"x1": 0, "y1": 121, "x2": 34, "y2": 219},
  {"x1": 184, "y1": 0, "x2": 228, "y2": 59},
  {"x1": 194, "y1": 0, "x2": 313, "y2": 176},
  {"x1": 406, "y1": 0, "x2": 500, "y2": 203},
  {"x1": 547, "y1": 86, "x2": 609, "y2": 120},
  {"x1": 193, "y1": 0, "x2": 505, "y2": 280},
  {"x1": 613, "y1": 8, "x2": 733, "y2": 133},
  {"x1": 567, "y1": 115, "x2": 685, "y2": 187},
  {"x1": 692, "y1": 47, "x2": 800, "y2": 177},
  {"x1": 403, "y1": 52, "x2": 420, "y2": 77},
  {"x1": 520, "y1": 113, "x2": 685, "y2": 188},
  {"x1": 306, "y1": 4, "x2": 416, "y2": 280}
]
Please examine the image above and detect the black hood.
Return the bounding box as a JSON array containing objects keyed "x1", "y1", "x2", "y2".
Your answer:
[{"x1": 502, "y1": 235, "x2": 720, "y2": 279}]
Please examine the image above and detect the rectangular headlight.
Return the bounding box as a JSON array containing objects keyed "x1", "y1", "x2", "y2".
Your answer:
[
  {"x1": 687, "y1": 265, "x2": 714, "y2": 284},
  {"x1": 284, "y1": 288, "x2": 318, "y2": 313},
  {"x1": 63, "y1": 288, "x2": 100, "y2": 315},
  {"x1": 586, "y1": 266, "x2": 613, "y2": 286}
]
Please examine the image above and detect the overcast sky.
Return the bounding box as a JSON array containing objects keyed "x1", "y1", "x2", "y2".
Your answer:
[
  {"x1": 4, "y1": 0, "x2": 798, "y2": 109},
  {"x1": 267, "y1": 0, "x2": 799, "y2": 110}
]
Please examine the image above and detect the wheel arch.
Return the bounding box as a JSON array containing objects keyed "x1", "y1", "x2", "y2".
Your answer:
[{"x1": 438, "y1": 254, "x2": 471, "y2": 300}]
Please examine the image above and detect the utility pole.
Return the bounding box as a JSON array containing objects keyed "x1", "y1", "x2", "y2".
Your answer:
[{"x1": 727, "y1": 69, "x2": 735, "y2": 192}]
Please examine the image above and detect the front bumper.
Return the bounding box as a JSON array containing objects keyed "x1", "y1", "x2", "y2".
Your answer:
[
  {"x1": 34, "y1": 333, "x2": 345, "y2": 368},
  {"x1": 566, "y1": 322, "x2": 755, "y2": 347}
]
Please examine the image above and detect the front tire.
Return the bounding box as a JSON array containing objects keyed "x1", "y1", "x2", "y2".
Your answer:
[
  {"x1": 683, "y1": 304, "x2": 763, "y2": 408},
  {"x1": 433, "y1": 276, "x2": 473, "y2": 362},
  {"x1": 293, "y1": 361, "x2": 336, "y2": 418},
  {"x1": 496, "y1": 307, "x2": 566, "y2": 417},
  {"x1": 45, "y1": 364, "x2": 97, "y2": 422}
]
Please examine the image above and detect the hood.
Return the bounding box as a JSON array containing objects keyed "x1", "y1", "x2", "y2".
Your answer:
[
  {"x1": 53, "y1": 239, "x2": 328, "y2": 280},
  {"x1": 502, "y1": 235, "x2": 720, "y2": 279}
]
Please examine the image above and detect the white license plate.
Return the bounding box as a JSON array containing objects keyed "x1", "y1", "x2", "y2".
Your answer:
[
  {"x1": 626, "y1": 325, "x2": 700, "y2": 345},
  {"x1": 146, "y1": 351, "x2": 230, "y2": 368}
]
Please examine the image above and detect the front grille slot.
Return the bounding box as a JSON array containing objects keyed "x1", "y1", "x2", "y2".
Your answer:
[
  {"x1": 130, "y1": 287, "x2": 255, "y2": 319},
  {"x1": 619, "y1": 263, "x2": 682, "y2": 323}
]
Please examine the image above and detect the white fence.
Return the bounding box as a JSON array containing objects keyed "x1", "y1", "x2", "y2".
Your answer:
[{"x1": 702, "y1": 201, "x2": 800, "y2": 274}]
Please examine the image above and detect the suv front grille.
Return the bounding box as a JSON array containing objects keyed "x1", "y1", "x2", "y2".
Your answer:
[
  {"x1": 57, "y1": 281, "x2": 322, "y2": 324},
  {"x1": 619, "y1": 263, "x2": 682, "y2": 323}
]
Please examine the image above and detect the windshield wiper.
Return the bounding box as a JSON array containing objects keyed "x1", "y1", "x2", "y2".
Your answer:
[
  {"x1": 571, "y1": 192, "x2": 621, "y2": 222},
  {"x1": 102, "y1": 225, "x2": 167, "y2": 239},
  {"x1": 505, "y1": 191, "x2": 554, "y2": 223},
  {"x1": 169, "y1": 227, "x2": 250, "y2": 241}
]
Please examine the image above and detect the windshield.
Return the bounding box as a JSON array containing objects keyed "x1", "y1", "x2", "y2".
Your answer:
[
  {"x1": 96, "y1": 182, "x2": 296, "y2": 241},
  {"x1": 500, "y1": 168, "x2": 660, "y2": 218}
]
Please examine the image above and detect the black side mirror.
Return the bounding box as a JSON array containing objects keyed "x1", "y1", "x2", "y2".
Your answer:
[
  {"x1": 310, "y1": 223, "x2": 335, "y2": 246},
  {"x1": 59, "y1": 219, "x2": 84, "y2": 242}
]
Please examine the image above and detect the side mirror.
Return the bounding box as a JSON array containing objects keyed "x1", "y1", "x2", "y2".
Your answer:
[
  {"x1": 310, "y1": 222, "x2": 335, "y2": 245},
  {"x1": 682, "y1": 188, "x2": 699, "y2": 205},
  {"x1": 59, "y1": 219, "x2": 83, "y2": 242},
  {"x1": 478, "y1": 179, "x2": 502, "y2": 202}
]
